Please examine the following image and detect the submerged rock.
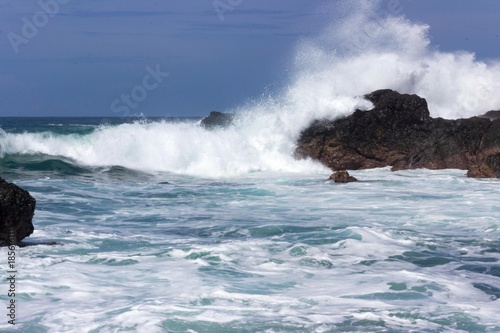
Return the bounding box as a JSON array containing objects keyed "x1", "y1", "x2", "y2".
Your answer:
[
  {"x1": 0, "y1": 177, "x2": 36, "y2": 246},
  {"x1": 200, "y1": 111, "x2": 235, "y2": 129},
  {"x1": 329, "y1": 170, "x2": 357, "y2": 183},
  {"x1": 296, "y1": 89, "x2": 500, "y2": 178}
]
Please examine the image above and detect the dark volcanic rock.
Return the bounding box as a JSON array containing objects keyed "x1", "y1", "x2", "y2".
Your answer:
[
  {"x1": 295, "y1": 89, "x2": 500, "y2": 178},
  {"x1": 467, "y1": 152, "x2": 500, "y2": 178},
  {"x1": 480, "y1": 110, "x2": 500, "y2": 120},
  {"x1": 0, "y1": 178, "x2": 36, "y2": 246},
  {"x1": 329, "y1": 170, "x2": 357, "y2": 183},
  {"x1": 200, "y1": 111, "x2": 235, "y2": 129}
]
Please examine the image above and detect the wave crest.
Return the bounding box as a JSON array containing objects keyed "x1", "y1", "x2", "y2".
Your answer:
[{"x1": 2, "y1": 2, "x2": 500, "y2": 176}]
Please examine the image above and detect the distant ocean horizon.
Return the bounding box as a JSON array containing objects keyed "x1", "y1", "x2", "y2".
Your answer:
[{"x1": 3, "y1": 2, "x2": 500, "y2": 331}]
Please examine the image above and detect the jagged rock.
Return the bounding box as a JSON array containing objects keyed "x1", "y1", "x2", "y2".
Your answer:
[
  {"x1": 329, "y1": 170, "x2": 357, "y2": 183},
  {"x1": 295, "y1": 89, "x2": 500, "y2": 178},
  {"x1": 467, "y1": 153, "x2": 500, "y2": 178},
  {"x1": 480, "y1": 110, "x2": 500, "y2": 120},
  {"x1": 0, "y1": 178, "x2": 36, "y2": 246},
  {"x1": 200, "y1": 111, "x2": 234, "y2": 129}
]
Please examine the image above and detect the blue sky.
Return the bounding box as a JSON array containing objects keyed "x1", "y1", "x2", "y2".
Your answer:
[{"x1": 1, "y1": 0, "x2": 499, "y2": 117}]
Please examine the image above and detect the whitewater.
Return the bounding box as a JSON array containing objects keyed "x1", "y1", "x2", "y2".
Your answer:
[{"x1": 1, "y1": 1, "x2": 500, "y2": 332}]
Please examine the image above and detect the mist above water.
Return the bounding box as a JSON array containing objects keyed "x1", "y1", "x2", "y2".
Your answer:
[
  {"x1": 2, "y1": 1, "x2": 500, "y2": 177},
  {"x1": 287, "y1": 0, "x2": 500, "y2": 119}
]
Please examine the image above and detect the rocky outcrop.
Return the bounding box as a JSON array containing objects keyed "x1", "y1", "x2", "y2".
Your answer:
[
  {"x1": 330, "y1": 170, "x2": 357, "y2": 183},
  {"x1": 200, "y1": 111, "x2": 234, "y2": 129},
  {"x1": 0, "y1": 178, "x2": 36, "y2": 246},
  {"x1": 480, "y1": 110, "x2": 500, "y2": 120},
  {"x1": 295, "y1": 89, "x2": 500, "y2": 178}
]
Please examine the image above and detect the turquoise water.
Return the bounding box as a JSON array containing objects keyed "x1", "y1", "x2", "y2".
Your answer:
[{"x1": 1, "y1": 118, "x2": 500, "y2": 332}]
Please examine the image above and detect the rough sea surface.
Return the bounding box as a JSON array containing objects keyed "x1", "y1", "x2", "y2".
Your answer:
[
  {"x1": 3, "y1": 2, "x2": 500, "y2": 331},
  {"x1": 1, "y1": 118, "x2": 500, "y2": 332}
]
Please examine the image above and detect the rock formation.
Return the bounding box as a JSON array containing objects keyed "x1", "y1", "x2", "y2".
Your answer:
[
  {"x1": 480, "y1": 110, "x2": 500, "y2": 120},
  {"x1": 296, "y1": 89, "x2": 500, "y2": 178},
  {"x1": 330, "y1": 170, "x2": 358, "y2": 183},
  {"x1": 0, "y1": 177, "x2": 36, "y2": 246},
  {"x1": 200, "y1": 111, "x2": 234, "y2": 129}
]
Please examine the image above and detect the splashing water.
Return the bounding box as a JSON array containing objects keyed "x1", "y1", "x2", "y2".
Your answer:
[
  {"x1": 2, "y1": 1, "x2": 500, "y2": 177},
  {"x1": 289, "y1": 0, "x2": 500, "y2": 119}
]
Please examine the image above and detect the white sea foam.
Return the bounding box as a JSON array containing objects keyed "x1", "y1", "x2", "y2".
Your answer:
[
  {"x1": 4, "y1": 3, "x2": 500, "y2": 332},
  {"x1": 2, "y1": 1, "x2": 500, "y2": 178},
  {"x1": 290, "y1": 0, "x2": 500, "y2": 119},
  {"x1": 6, "y1": 167, "x2": 500, "y2": 332},
  {"x1": 0, "y1": 121, "x2": 332, "y2": 177}
]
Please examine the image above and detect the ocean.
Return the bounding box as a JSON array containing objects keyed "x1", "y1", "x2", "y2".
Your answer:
[
  {"x1": 3, "y1": 2, "x2": 500, "y2": 332},
  {"x1": 1, "y1": 116, "x2": 499, "y2": 333}
]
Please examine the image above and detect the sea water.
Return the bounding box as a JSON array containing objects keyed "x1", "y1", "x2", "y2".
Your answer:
[
  {"x1": 2, "y1": 1, "x2": 500, "y2": 331},
  {"x1": 1, "y1": 118, "x2": 499, "y2": 333}
]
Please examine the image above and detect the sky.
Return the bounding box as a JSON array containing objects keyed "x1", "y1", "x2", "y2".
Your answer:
[{"x1": 0, "y1": 0, "x2": 500, "y2": 117}]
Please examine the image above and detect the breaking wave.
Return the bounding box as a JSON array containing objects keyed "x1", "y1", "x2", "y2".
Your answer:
[{"x1": 2, "y1": 0, "x2": 500, "y2": 177}]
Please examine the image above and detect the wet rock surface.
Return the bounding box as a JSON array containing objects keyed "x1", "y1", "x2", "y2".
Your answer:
[
  {"x1": 329, "y1": 170, "x2": 358, "y2": 183},
  {"x1": 0, "y1": 177, "x2": 36, "y2": 246},
  {"x1": 296, "y1": 89, "x2": 500, "y2": 178}
]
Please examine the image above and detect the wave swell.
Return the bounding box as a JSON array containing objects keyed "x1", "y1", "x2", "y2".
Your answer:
[{"x1": 2, "y1": 1, "x2": 500, "y2": 177}]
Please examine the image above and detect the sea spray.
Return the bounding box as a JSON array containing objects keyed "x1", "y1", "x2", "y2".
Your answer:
[
  {"x1": 2, "y1": 1, "x2": 500, "y2": 176},
  {"x1": 0, "y1": 121, "x2": 332, "y2": 177},
  {"x1": 289, "y1": 0, "x2": 500, "y2": 119},
  {"x1": 2, "y1": 3, "x2": 500, "y2": 331}
]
